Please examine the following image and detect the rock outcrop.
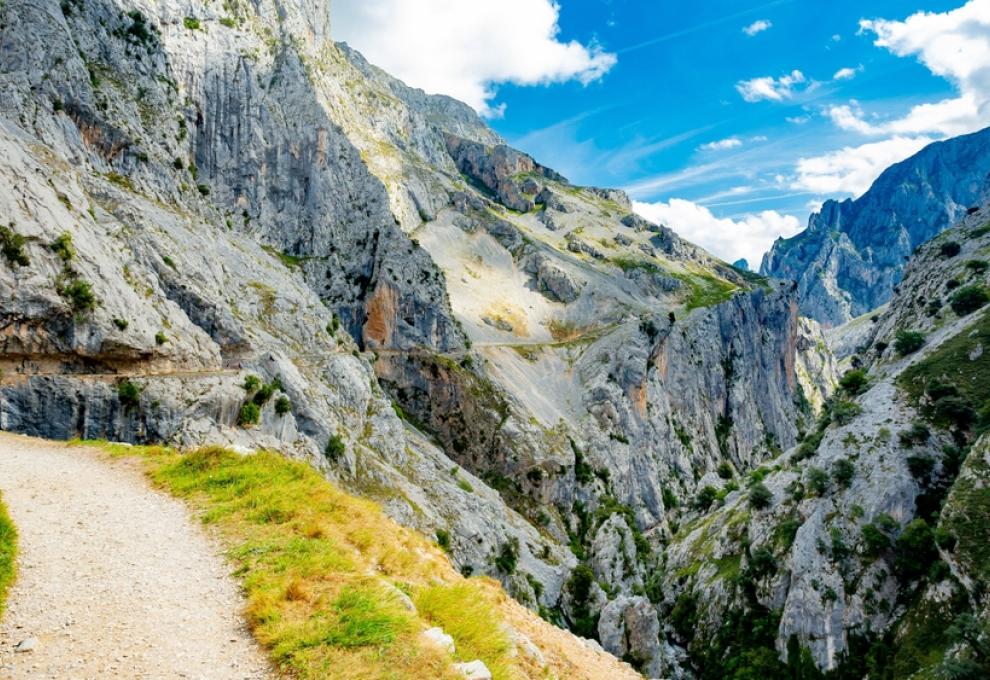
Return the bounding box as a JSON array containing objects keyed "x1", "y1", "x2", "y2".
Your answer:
[{"x1": 762, "y1": 127, "x2": 990, "y2": 326}]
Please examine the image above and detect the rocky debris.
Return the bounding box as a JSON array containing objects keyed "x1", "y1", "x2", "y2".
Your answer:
[
  {"x1": 538, "y1": 210, "x2": 562, "y2": 231},
  {"x1": 620, "y1": 213, "x2": 655, "y2": 232},
  {"x1": 613, "y1": 233, "x2": 632, "y2": 247},
  {"x1": 762, "y1": 126, "x2": 990, "y2": 325},
  {"x1": 565, "y1": 237, "x2": 606, "y2": 260},
  {"x1": 535, "y1": 187, "x2": 572, "y2": 213},
  {"x1": 421, "y1": 627, "x2": 455, "y2": 654},
  {"x1": 525, "y1": 255, "x2": 585, "y2": 303},
  {"x1": 587, "y1": 188, "x2": 632, "y2": 209},
  {"x1": 597, "y1": 597, "x2": 662, "y2": 678},
  {"x1": 454, "y1": 660, "x2": 493, "y2": 680},
  {"x1": 13, "y1": 638, "x2": 38, "y2": 653}
]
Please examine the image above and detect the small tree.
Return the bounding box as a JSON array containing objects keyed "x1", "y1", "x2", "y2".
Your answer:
[
  {"x1": 807, "y1": 467, "x2": 829, "y2": 496},
  {"x1": 695, "y1": 485, "x2": 719, "y2": 510},
  {"x1": 274, "y1": 395, "x2": 291, "y2": 416},
  {"x1": 950, "y1": 285, "x2": 989, "y2": 316},
  {"x1": 237, "y1": 402, "x2": 260, "y2": 427},
  {"x1": 940, "y1": 241, "x2": 961, "y2": 258},
  {"x1": 749, "y1": 482, "x2": 773, "y2": 510},
  {"x1": 325, "y1": 434, "x2": 346, "y2": 461},
  {"x1": 894, "y1": 330, "x2": 925, "y2": 356},
  {"x1": 117, "y1": 379, "x2": 142, "y2": 410},
  {"x1": 839, "y1": 369, "x2": 869, "y2": 395},
  {"x1": 832, "y1": 458, "x2": 855, "y2": 488}
]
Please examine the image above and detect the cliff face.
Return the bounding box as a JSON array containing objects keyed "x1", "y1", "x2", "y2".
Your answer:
[
  {"x1": 664, "y1": 205, "x2": 990, "y2": 677},
  {"x1": 762, "y1": 128, "x2": 990, "y2": 327},
  {"x1": 0, "y1": 0, "x2": 846, "y2": 675}
]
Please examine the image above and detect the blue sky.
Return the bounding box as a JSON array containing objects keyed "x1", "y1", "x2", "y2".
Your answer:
[{"x1": 335, "y1": 0, "x2": 990, "y2": 266}]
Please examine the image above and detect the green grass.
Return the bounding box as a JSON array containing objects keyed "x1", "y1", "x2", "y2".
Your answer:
[
  {"x1": 0, "y1": 491, "x2": 16, "y2": 619},
  {"x1": 262, "y1": 245, "x2": 309, "y2": 270},
  {"x1": 66, "y1": 441, "x2": 606, "y2": 679},
  {"x1": 675, "y1": 272, "x2": 739, "y2": 310},
  {"x1": 898, "y1": 310, "x2": 990, "y2": 407}
]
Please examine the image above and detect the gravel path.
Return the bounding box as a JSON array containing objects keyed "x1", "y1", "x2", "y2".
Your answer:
[{"x1": 0, "y1": 433, "x2": 271, "y2": 679}]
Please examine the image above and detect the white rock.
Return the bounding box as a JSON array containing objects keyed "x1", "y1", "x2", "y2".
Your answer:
[
  {"x1": 454, "y1": 660, "x2": 492, "y2": 680},
  {"x1": 421, "y1": 627, "x2": 455, "y2": 654}
]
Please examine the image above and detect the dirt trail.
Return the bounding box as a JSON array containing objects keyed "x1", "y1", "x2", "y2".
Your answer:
[{"x1": 0, "y1": 433, "x2": 271, "y2": 679}]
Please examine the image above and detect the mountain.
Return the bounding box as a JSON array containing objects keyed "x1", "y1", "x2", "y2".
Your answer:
[
  {"x1": 9, "y1": 0, "x2": 987, "y2": 677},
  {"x1": 762, "y1": 127, "x2": 990, "y2": 327},
  {"x1": 675, "y1": 203, "x2": 990, "y2": 676}
]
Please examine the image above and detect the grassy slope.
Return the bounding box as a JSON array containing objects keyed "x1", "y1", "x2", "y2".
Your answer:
[
  {"x1": 0, "y1": 491, "x2": 15, "y2": 619},
  {"x1": 74, "y1": 442, "x2": 636, "y2": 680}
]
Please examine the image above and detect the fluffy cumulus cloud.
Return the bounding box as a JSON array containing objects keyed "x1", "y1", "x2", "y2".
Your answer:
[
  {"x1": 736, "y1": 70, "x2": 806, "y2": 102},
  {"x1": 632, "y1": 199, "x2": 802, "y2": 266},
  {"x1": 832, "y1": 0, "x2": 990, "y2": 136},
  {"x1": 743, "y1": 20, "x2": 772, "y2": 37},
  {"x1": 332, "y1": 0, "x2": 617, "y2": 116},
  {"x1": 833, "y1": 66, "x2": 860, "y2": 80},
  {"x1": 792, "y1": 136, "x2": 934, "y2": 195},
  {"x1": 699, "y1": 137, "x2": 743, "y2": 151}
]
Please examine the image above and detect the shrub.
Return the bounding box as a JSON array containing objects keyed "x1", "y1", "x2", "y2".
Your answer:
[
  {"x1": 274, "y1": 395, "x2": 291, "y2": 416},
  {"x1": 237, "y1": 402, "x2": 260, "y2": 427},
  {"x1": 565, "y1": 565, "x2": 599, "y2": 638},
  {"x1": 932, "y1": 394, "x2": 977, "y2": 429},
  {"x1": 832, "y1": 458, "x2": 855, "y2": 488},
  {"x1": 839, "y1": 369, "x2": 869, "y2": 395},
  {"x1": 807, "y1": 467, "x2": 829, "y2": 496},
  {"x1": 940, "y1": 241, "x2": 961, "y2": 258},
  {"x1": 253, "y1": 382, "x2": 275, "y2": 406},
  {"x1": 243, "y1": 375, "x2": 261, "y2": 392},
  {"x1": 183, "y1": 16, "x2": 200, "y2": 30},
  {"x1": 196, "y1": 184, "x2": 210, "y2": 196},
  {"x1": 117, "y1": 379, "x2": 142, "y2": 410},
  {"x1": 695, "y1": 485, "x2": 719, "y2": 510},
  {"x1": 494, "y1": 538, "x2": 519, "y2": 574},
  {"x1": 0, "y1": 225, "x2": 29, "y2": 267},
  {"x1": 155, "y1": 331, "x2": 167, "y2": 345},
  {"x1": 907, "y1": 454, "x2": 935, "y2": 482},
  {"x1": 325, "y1": 434, "x2": 345, "y2": 461},
  {"x1": 894, "y1": 330, "x2": 926, "y2": 356},
  {"x1": 60, "y1": 278, "x2": 97, "y2": 312},
  {"x1": 950, "y1": 285, "x2": 989, "y2": 316},
  {"x1": 717, "y1": 462, "x2": 734, "y2": 479},
  {"x1": 173, "y1": 157, "x2": 184, "y2": 170},
  {"x1": 435, "y1": 529, "x2": 451, "y2": 552},
  {"x1": 965, "y1": 259, "x2": 989, "y2": 275},
  {"x1": 894, "y1": 519, "x2": 938, "y2": 582},
  {"x1": 112, "y1": 318, "x2": 129, "y2": 331},
  {"x1": 51, "y1": 233, "x2": 75, "y2": 262},
  {"x1": 749, "y1": 483, "x2": 773, "y2": 510},
  {"x1": 899, "y1": 422, "x2": 931, "y2": 447},
  {"x1": 831, "y1": 400, "x2": 862, "y2": 425},
  {"x1": 861, "y1": 523, "x2": 893, "y2": 558}
]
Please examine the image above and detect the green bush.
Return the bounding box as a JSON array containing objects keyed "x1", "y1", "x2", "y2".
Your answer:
[
  {"x1": 243, "y1": 375, "x2": 261, "y2": 392},
  {"x1": 940, "y1": 241, "x2": 961, "y2": 258},
  {"x1": 807, "y1": 467, "x2": 829, "y2": 496},
  {"x1": 749, "y1": 483, "x2": 773, "y2": 510},
  {"x1": 895, "y1": 330, "x2": 926, "y2": 356},
  {"x1": 183, "y1": 16, "x2": 200, "y2": 30},
  {"x1": 695, "y1": 485, "x2": 719, "y2": 510},
  {"x1": 832, "y1": 458, "x2": 856, "y2": 488},
  {"x1": 494, "y1": 538, "x2": 519, "y2": 574},
  {"x1": 112, "y1": 318, "x2": 129, "y2": 331},
  {"x1": 950, "y1": 285, "x2": 989, "y2": 316},
  {"x1": 831, "y1": 400, "x2": 863, "y2": 425},
  {"x1": 894, "y1": 519, "x2": 938, "y2": 582},
  {"x1": 839, "y1": 369, "x2": 869, "y2": 395},
  {"x1": 155, "y1": 331, "x2": 167, "y2": 345},
  {"x1": 0, "y1": 224, "x2": 29, "y2": 267},
  {"x1": 965, "y1": 259, "x2": 988, "y2": 275},
  {"x1": 325, "y1": 434, "x2": 346, "y2": 461},
  {"x1": 435, "y1": 529, "x2": 451, "y2": 553},
  {"x1": 59, "y1": 278, "x2": 97, "y2": 312},
  {"x1": 51, "y1": 233, "x2": 75, "y2": 262},
  {"x1": 237, "y1": 402, "x2": 260, "y2": 427},
  {"x1": 274, "y1": 395, "x2": 291, "y2": 416},
  {"x1": 253, "y1": 382, "x2": 275, "y2": 405},
  {"x1": 899, "y1": 422, "x2": 931, "y2": 447},
  {"x1": 717, "y1": 462, "x2": 734, "y2": 479},
  {"x1": 565, "y1": 565, "x2": 599, "y2": 639},
  {"x1": 861, "y1": 523, "x2": 892, "y2": 558},
  {"x1": 117, "y1": 379, "x2": 142, "y2": 410}
]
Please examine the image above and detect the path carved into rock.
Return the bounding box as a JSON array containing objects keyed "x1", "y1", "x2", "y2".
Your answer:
[{"x1": 0, "y1": 433, "x2": 271, "y2": 679}]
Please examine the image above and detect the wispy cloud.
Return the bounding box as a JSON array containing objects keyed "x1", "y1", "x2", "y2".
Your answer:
[
  {"x1": 743, "y1": 19, "x2": 772, "y2": 37},
  {"x1": 833, "y1": 66, "x2": 861, "y2": 80},
  {"x1": 699, "y1": 137, "x2": 743, "y2": 151}
]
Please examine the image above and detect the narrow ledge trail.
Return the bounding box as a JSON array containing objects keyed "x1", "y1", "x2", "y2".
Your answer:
[{"x1": 0, "y1": 432, "x2": 271, "y2": 679}]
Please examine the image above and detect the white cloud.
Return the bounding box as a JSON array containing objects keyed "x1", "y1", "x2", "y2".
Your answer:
[
  {"x1": 332, "y1": 0, "x2": 617, "y2": 116},
  {"x1": 834, "y1": 0, "x2": 990, "y2": 136},
  {"x1": 833, "y1": 66, "x2": 860, "y2": 80},
  {"x1": 743, "y1": 20, "x2": 772, "y2": 37},
  {"x1": 699, "y1": 137, "x2": 743, "y2": 151},
  {"x1": 786, "y1": 115, "x2": 810, "y2": 124},
  {"x1": 791, "y1": 136, "x2": 934, "y2": 195},
  {"x1": 736, "y1": 70, "x2": 806, "y2": 102},
  {"x1": 632, "y1": 199, "x2": 802, "y2": 266}
]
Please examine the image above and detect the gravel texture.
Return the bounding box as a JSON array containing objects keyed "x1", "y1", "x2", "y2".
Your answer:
[{"x1": 0, "y1": 433, "x2": 270, "y2": 679}]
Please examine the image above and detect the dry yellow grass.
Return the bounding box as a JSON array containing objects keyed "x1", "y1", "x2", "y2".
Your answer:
[{"x1": 73, "y1": 441, "x2": 639, "y2": 680}]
